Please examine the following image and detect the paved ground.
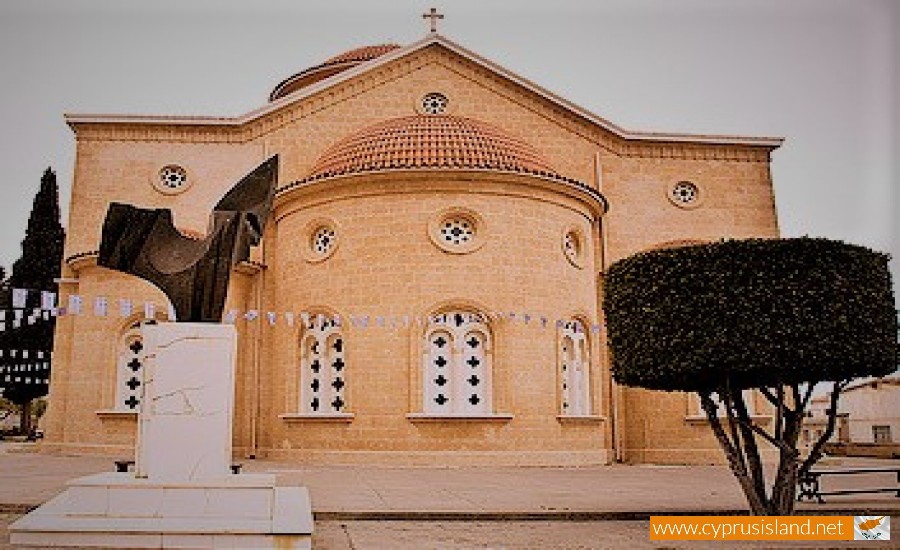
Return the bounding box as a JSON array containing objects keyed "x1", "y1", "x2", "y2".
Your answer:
[{"x1": 1, "y1": 442, "x2": 897, "y2": 548}]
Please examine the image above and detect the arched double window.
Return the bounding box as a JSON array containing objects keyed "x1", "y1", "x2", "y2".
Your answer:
[
  {"x1": 559, "y1": 319, "x2": 591, "y2": 416},
  {"x1": 423, "y1": 311, "x2": 492, "y2": 415},
  {"x1": 116, "y1": 322, "x2": 144, "y2": 412},
  {"x1": 299, "y1": 317, "x2": 346, "y2": 414}
]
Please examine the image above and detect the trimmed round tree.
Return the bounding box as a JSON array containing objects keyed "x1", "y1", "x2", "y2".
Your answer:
[{"x1": 603, "y1": 237, "x2": 897, "y2": 515}]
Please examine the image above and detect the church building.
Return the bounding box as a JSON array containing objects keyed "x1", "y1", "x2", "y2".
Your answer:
[{"x1": 43, "y1": 26, "x2": 781, "y2": 465}]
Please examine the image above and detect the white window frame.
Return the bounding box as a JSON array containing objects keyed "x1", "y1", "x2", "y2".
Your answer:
[
  {"x1": 559, "y1": 319, "x2": 591, "y2": 416},
  {"x1": 299, "y1": 317, "x2": 346, "y2": 414},
  {"x1": 115, "y1": 322, "x2": 144, "y2": 412},
  {"x1": 422, "y1": 311, "x2": 493, "y2": 415}
]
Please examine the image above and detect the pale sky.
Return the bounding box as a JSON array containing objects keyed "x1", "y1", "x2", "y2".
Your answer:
[{"x1": 0, "y1": 0, "x2": 897, "y2": 300}]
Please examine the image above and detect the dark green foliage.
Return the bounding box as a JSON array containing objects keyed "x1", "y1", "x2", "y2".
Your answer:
[
  {"x1": 9, "y1": 168, "x2": 65, "y2": 292},
  {"x1": 1, "y1": 168, "x2": 65, "y2": 412},
  {"x1": 603, "y1": 238, "x2": 897, "y2": 392}
]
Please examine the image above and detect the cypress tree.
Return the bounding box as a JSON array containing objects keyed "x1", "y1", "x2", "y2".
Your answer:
[{"x1": 2, "y1": 168, "x2": 65, "y2": 434}]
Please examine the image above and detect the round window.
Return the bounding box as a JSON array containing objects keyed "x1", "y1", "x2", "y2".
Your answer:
[
  {"x1": 159, "y1": 165, "x2": 187, "y2": 190},
  {"x1": 421, "y1": 92, "x2": 449, "y2": 115},
  {"x1": 428, "y1": 207, "x2": 486, "y2": 255},
  {"x1": 304, "y1": 219, "x2": 340, "y2": 263},
  {"x1": 669, "y1": 181, "x2": 701, "y2": 207},
  {"x1": 440, "y1": 217, "x2": 475, "y2": 246},
  {"x1": 562, "y1": 228, "x2": 586, "y2": 269},
  {"x1": 311, "y1": 226, "x2": 336, "y2": 256},
  {"x1": 152, "y1": 164, "x2": 191, "y2": 195}
]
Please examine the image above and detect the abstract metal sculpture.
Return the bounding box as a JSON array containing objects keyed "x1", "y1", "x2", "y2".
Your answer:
[{"x1": 98, "y1": 156, "x2": 278, "y2": 322}]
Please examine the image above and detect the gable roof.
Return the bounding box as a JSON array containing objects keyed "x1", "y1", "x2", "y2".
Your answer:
[{"x1": 65, "y1": 34, "x2": 783, "y2": 149}]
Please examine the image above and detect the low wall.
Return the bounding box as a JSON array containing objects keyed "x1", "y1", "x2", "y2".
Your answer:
[{"x1": 824, "y1": 442, "x2": 900, "y2": 459}]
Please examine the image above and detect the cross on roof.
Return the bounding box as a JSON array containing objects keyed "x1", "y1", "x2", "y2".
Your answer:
[{"x1": 422, "y1": 7, "x2": 444, "y2": 34}]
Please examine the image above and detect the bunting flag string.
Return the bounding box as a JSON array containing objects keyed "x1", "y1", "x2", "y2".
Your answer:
[
  {"x1": 0, "y1": 287, "x2": 604, "y2": 335},
  {"x1": 0, "y1": 351, "x2": 52, "y2": 386}
]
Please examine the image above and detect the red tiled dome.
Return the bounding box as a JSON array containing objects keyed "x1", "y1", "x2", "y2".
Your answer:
[
  {"x1": 321, "y1": 44, "x2": 400, "y2": 66},
  {"x1": 270, "y1": 44, "x2": 400, "y2": 101},
  {"x1": 302, "y1": 115, "x2": 561, "y2": 182}
]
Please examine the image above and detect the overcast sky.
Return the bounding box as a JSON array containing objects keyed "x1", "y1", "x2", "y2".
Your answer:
[{"x1": 0, "y1": 0, "x2": 897, "y2": 301}]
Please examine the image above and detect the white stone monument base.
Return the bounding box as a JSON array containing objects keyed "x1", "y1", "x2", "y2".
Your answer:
[{"x1": 9, "y1": 472, "x2": 313, "y2": 549}]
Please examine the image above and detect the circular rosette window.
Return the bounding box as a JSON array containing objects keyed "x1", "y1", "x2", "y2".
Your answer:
[
  {"x1": 303, "y1": 219, "x2": 339, "y2": 263},
  {"x1": 428, "y1": 207, "x2": 486, "y2": 255},
  {"x1": 562, "y1": 226, "x2": 587, "y2": 269},
  {"x1": 667, "y1": 180, "x2": 704, "y2": 209},
  {"x1": 152, "y1": 164, "x2": 192, "y2": 195},
  {"x1": 419, "y1": 92, "x2": 449, "y2": 115}
]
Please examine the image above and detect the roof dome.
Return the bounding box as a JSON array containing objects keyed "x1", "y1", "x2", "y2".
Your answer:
[
  {"x1": 269, "y1": 44, "x2": 400, "y2": 101},
  {"x1": 301, "y1": 114, "x2": 563, "y2": 182}
]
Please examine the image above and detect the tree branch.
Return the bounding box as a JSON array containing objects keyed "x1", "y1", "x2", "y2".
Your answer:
[
  {"x1": 799, "y1": 380, "x2": 846, "y2": 477},
  {"x1": 759, "y1": 387, "x2": 779, "y2": 408},
  {"x1": 732, "y1": 387, "x2": 767, "y2": 505},
  {"x1": 721, "y1": 384, "x2": 747, "y2": 472},
  {"x1": 774, "y1": 385, "x2": 784, "y2": 441},
  {"x1": 800, "y1": 382, "x2": 816, "y2": 411}
]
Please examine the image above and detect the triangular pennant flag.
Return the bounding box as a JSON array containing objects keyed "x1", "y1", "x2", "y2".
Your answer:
[
  {"x1": 12, "y1": 288, "x2": 28, "y2": 309},
  {"x1": 40, "y1": 291, "x2": 56, "y2": 311},
  {"x1": 94, "y1": 296, "x2": 109, "y2": 317},
  {"x1": 68, "y1": 294, "x2": 83, "y2": 315}
]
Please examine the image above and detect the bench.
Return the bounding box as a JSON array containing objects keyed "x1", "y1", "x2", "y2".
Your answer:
[
  {"x1": 114, "y1": 460, "x2": 242, "y2": 474},
  {"x1": 797, "y1": 467, "x2": 900, "y2": 503}
]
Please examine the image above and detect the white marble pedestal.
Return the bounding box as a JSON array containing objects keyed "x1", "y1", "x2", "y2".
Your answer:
[{"x1": 10, "y1": 323, "x2": 313, "y2": 549}]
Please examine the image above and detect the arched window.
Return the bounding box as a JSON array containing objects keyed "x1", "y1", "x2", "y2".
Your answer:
[
  {"x1": 423, "y1": 311, "x2": 492, "y2": 415},
  {"x1": 116, "y1": 322, "x2": 144, "y2": 412},
  {"x1": 300, "y1": 316, "x2": 346, "y2": 414},
  {"x1": 559, "y1": 319, "x2": 590, "y2": 415}
]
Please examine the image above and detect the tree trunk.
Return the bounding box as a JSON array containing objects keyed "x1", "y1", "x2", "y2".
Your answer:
[
  {"x1": 766, "y1": 409, "x2": 802, "y2": 515},
  {"x1": 19, "y1": 399, "x2": 32, "y2": 435},
  {"x1": 701, "y1": 392, "x2": 767, "y2": 515}
]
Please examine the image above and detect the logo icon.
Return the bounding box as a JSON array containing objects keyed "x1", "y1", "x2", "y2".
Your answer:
[{"x1": 854, "y1": 516, "x2": 890, "y2": 541}]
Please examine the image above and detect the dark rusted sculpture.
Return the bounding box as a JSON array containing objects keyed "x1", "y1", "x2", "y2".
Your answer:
[{"x1": 98, "y1": 156, "x2": 278, "y2": 322}]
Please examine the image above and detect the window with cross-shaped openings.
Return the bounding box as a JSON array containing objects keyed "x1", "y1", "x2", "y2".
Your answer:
[
  {"x1": 116, "y1": 322, "x2": 144, "y2": 412},
  {"x1": 300, "y1": 317, "x2": 346, "y2": 414},
  {"x1": 423, "y1": 311, "x2": 492, "y2": 415},
  {"x1": 559, "y1": 319, "x2": 591, "y2": 416}
]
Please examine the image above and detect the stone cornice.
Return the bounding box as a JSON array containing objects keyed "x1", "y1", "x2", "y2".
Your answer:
[{"x1": 273, "y1": 169, "x2": 608, "y2": 224}]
